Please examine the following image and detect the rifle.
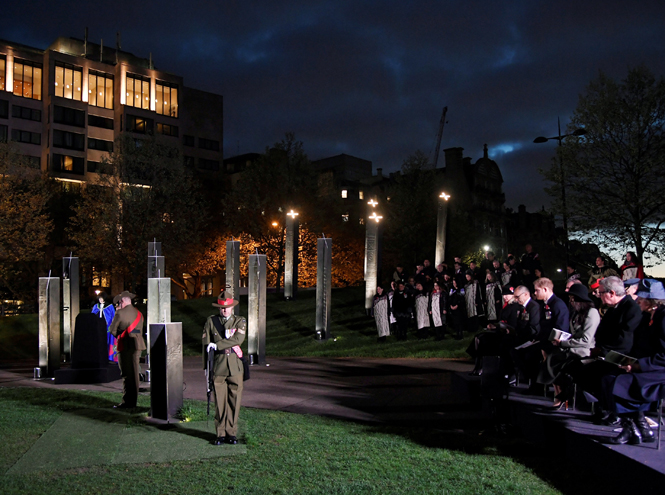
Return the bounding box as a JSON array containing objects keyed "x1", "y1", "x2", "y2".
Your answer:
[{"x1": 205, "y1": 346, "x2": 215, "y2": 423}]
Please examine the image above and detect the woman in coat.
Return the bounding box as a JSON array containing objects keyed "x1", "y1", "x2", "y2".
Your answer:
[
  {"x1": 484, "y1": 271, "x2": 502, "y2": 325},
  {"x1": 372, "y1": 286, "x2": 391, "y2": 343},
  {"x1": 413, "y1": 282, "x2": 431, "y2": 339},
  {"x1": 464, "y1": 270, "x2": 484, "y2": 334},
  {"x1": 448, "y1": 278, "x2": 467, "y2": 340},
  {"x1": 537, "y1": 283, "x2": 600, "y2": 409},
  {"x1": 429, "y1": 281, "x2": 448, "y2": 340}
]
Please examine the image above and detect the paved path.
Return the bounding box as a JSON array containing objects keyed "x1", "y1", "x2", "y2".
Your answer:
[{"x1": 0, "y1": 357, "x2": 478, "y2": 425}]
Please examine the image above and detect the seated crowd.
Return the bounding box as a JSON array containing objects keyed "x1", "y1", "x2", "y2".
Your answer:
[{"x1": 372, "y1": 247, "x2": 664, "y2": 445}]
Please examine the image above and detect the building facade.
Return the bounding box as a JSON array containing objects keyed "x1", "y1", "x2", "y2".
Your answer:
[{"x1": 0, "y1": 35, "x2": 223, "y2": 186}]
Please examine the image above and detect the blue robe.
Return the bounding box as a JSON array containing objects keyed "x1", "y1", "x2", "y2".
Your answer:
[{"x1": 92, "y1": 303, "x2": 117, "y2": 361}]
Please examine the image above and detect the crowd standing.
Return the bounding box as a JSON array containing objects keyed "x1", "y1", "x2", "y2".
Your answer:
[{"x1": 372, "y1": 246, "x2": 665, "y2": 445}]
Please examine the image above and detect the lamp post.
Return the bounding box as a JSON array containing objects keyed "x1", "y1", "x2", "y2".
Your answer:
[
  {"x1": 435, "y1": 192, "x2": 450, "y2": 267},
  {"x1": 364, "y1": 202, "x2": 382, "y2": 315},
  {"x1": 534, "y1": 118, "x2": 587, "y2": 267},
  {"x1": 284, "y1": 209, "x2": 299, "y2": 300}
]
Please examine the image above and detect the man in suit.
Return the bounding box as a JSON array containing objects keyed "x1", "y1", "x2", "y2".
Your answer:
[
  {"x1": 109, "y1": 291, "x2": 145, "y2": 409},
  {"x1": 517, "y1": 278, "x2": 570, "y2": 390},
  {"x1": 509, "y1": 286, "x2": 542, "y2": 386},
  {"x1": 203, "y1": 290, "x2": 246, "y2": 445}
]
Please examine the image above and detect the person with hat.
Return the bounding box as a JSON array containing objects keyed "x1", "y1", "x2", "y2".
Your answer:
[
  {"x1": 202, "y1": 290, "x2": 246, "y2": 445},
  {"x1": 623, "y1": 278, "x2": 641, "y2": 301},
  {"x1": 537, "y1": 283, "x2": 600, "y2": 409},
  {"x1": 109, "y1": 291, "x2": 145, "y2": 409}
]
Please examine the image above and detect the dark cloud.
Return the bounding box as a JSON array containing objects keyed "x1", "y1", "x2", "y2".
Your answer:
[{"x1": 5, "y1": 0, "x2": 665, "y2": 210}]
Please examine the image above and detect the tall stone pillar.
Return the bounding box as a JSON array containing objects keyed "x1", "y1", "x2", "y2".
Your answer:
[
  {"x1": 284, "y1": 211, "x2": 299, "y2": 300},
  {"x1": 38, "y1": 277, "x2": 60, "y2": 376},
  {"x1": 435, "y1": 192, "x2": 450, "y2": 267},
  {"x1": 364, "y1": 216, "x2": 381, "y2": 313},
  {"x1": 149, "y1": 322, "x2": 183, "y2": 422},
  {"x1": 226, "y1": 240, "x2": 240, "y2": 298},
  {"x1": 62, "y1": 257, "x2": 79, "y2": 361},
  {"x1": 148, "y1": 278, "x2": 172, "y2": 329},
  {"x1": 148, "y1": 242, "x2": 164, "y2": 280},
  {"x1": 316, "y1": 237, "x2": 333, "y2": 340},
  {"x1": 248, "y1": 254, "x2": 266, "y2": 365}
]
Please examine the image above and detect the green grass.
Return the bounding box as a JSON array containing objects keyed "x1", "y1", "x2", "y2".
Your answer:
[
  {"x1": 0, "y1": 387, "x2": 588, "y2": 495},
  {"x1": 1, "y1": 286, "x2": 475, "y2": 360}
]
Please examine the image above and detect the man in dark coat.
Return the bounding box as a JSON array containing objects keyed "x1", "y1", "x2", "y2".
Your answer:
[
  {"x1": 515, "y1": 278, "x2": 569, "y2": 388},
  {"x1": 601, "y1": 279, "x2": 665, "y2": 444},
  {"x1": 203, "y1": 290, "x2": 246, "y2": 445},
  {"x1": 109, "y1": 291, "x2": 145, "y2": 409},
  {"x1": 562, "y1": 276, "x2": 643, "y2": 417},
  {"x1": 391, "y1": 281, "x2": 412, "y2": 340},
  {"x1": 508, "y1": 286, "x2": 541, "y2": 384}
]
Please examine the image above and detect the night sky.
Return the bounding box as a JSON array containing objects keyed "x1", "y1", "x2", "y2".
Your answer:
[{"x1": 4, "y1": 1, "x2": 665, "y2": 211}]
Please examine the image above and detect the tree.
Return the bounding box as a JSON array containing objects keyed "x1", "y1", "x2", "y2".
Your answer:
[
  {"x1": 225, "y1": 133, "x2": 323, "y2": 292},
  {"x1": 68, "y1": 133, "x2": 208, "y2": 293},
  {"x1": 544, "y1": 66, "x2": 665, "y2": 265},
  {"x1": 0, "y1": 143, "x2": 53, "y2": 302},
  {"x1": 382, "y1": 151, "x2": 439, "y2": 268}
]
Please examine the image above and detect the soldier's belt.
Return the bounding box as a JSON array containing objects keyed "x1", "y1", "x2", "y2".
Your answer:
[{"x1": 215, "y1": 348, "x2": 233, "y2": 355}]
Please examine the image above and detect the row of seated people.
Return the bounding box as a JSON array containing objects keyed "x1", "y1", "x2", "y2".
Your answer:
[{"x1": 467, "y1": 275, "x2": 665, "y2": 445}]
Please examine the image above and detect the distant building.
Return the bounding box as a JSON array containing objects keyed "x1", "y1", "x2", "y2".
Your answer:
[
  {"x1": 313, "y1": 146, "x2": 508, "y2": 256},
  {"x1": 0, "y1": 35, "x2": 223, "y2": 186}
]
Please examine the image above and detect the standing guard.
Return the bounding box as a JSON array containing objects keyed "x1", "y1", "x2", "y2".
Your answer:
[{"x1": 203, "y1": 290, "x2": 246, "y2": 445}]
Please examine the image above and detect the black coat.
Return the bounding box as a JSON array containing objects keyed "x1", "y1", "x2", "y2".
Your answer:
[
  {"x1": 538, "y1": 294, "x2": 570, "y2": 341},
  {"x1": 391, "y1": 289, "x2": 413, "y2": 317},
  {"x1": 612, "y1": 305, "x2": 665, "y2": 405},
  {"x1": 594, "y1": 295, "x2": 642, "y2": 356},
  {"x1": 515, "y1": 298, "x2": 541, "y2": 345}
]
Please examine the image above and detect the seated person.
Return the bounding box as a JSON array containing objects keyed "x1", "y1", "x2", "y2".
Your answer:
[
  {"x1": 537, "y1": 284, "x2": 600, "y2": 409},
  {"x1": 600, "y1": 279, "x2": 665, "y2": 444}
]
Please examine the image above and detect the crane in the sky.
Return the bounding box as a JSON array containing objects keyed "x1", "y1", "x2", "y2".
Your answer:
[{"x1": 432, "y1": 106, "x2": 448, "y2": 168}]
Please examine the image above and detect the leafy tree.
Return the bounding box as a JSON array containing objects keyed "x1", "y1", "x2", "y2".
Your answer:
[
  {"x1": 225, "y1": 133, "x2": 323, "y2": 292},
  {"x1": 382, "y1": 150, "x2": 439, "y2": 268},
  {"x1": 0, "y1": 143, "x2": 53, "y2": 302},
  {"x1": 68, "y1": 133, "x2": 208, "y2": 294},
  {"x1": 544, "y1": 66, "x2": 665, "y2": 264}
]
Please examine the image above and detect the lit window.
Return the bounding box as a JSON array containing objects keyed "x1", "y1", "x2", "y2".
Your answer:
[
  {"x1": 342, "y1": 214, "x2": 349, "y2": 222},
  {"x1": 359, "y1": 218, "x2": 364, "y2": 225},
  {"x1": 13, "y1": 59, "x2": 42, "y2": 100},
  {"x1": 155, "y1": 80, "x2": 178, "y2": 117},
  {"x1": 341, "y1": 189, "x2": 348, "y2": 198},
  {"x1": 126, "y1": 74, "x2": 150, "y2": 110},
  {"x1": 89, "y1": 70, "x2": 114, "y2": 109},
  {"x1": 359, "y1": 191, "x2": 364, "y2": 199},
  {"x1": 0, "y1": 56, "x2": 5, "y2": 91},
  {"x1": 55, "y1": 62, "x2": 82, "y2": 101}
]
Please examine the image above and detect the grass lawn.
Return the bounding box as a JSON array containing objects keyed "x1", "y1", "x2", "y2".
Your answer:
[
  {"x1": 1, "y1": 286, "x2": 475, "y2": 360},
  {"x1": 0, "y1": 387, "x2": 600, "y2": 495}
]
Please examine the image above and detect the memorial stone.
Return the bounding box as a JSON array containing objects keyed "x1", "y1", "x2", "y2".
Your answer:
[
  {"x1": 38, "y1": 277, "x2": 60, "y2": 376},
  {"x1": 149, "y1": 322, "x2": 183, "y2": 422},
  {"x1": 226, "y1": 240, "x2": 240, "y2": 298},
  {"x1": 62, "y1": 257, "x2": 79, "y2": 360},
  {"x1": 248, "y1": 254, "x2": 267, "y2": 364},
  {"x1": 316, "y1": 238, "x2": 333, "y2": 340}
]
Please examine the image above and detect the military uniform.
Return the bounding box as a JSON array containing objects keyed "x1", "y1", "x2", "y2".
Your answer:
[
  {"x1": 109, "y1": 303, "x2": 145, "y2": 407},
  {"x1": 203, "y1": 313, "x2": 246, "y2": 439}
]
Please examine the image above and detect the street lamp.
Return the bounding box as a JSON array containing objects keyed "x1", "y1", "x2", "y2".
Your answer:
[
  {"x1": 534, "y1": 118, "x2": 587, "y2": 267},
  {"x1": 367, "y1": 199, "x2": 379, "y2": 208}
]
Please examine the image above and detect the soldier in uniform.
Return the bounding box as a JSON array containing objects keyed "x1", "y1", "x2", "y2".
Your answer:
[
  {"x1": 203, "y1": 290, "x2": 246, "y2": 445},
  {"x1": 109, "y1": 291, "x2": 145, "y2": 409}
]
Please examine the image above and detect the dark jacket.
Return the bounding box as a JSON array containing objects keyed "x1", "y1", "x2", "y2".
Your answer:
[
  {"x1": 594, "y1": 295, "x2": 642, "y2": 356},
  {"x1": 612, "y1": 305, "x2": 665, "y2": 405},
  {"x1": 391, "y1": 289, "x2": 412, "y2": 317},
  {"x1": 538, "y1": 294, "x2": 570, "y2": 341},
  {"x1": 516, "y1": 298, "x2": 541, "y2": 344}
]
